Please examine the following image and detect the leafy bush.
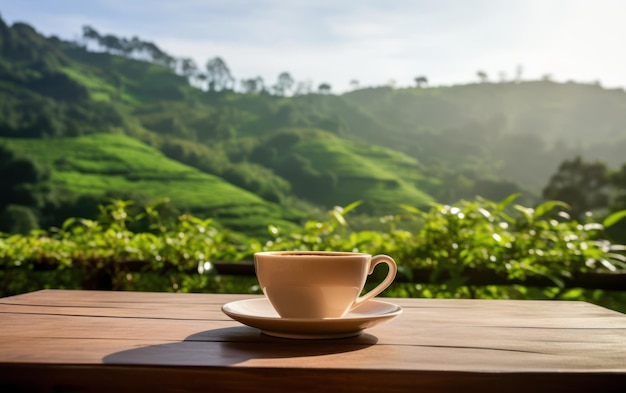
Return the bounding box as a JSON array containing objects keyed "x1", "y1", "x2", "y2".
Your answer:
[
  {"x1": 1, "y1": 195, "x2": 625, "y2": 311},
  {"x1": 266, "y1": 196, "x2": 625, "y2": 301}
]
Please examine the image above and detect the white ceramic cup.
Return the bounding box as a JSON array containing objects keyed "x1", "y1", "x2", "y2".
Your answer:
[{"x1": 254, "y1": 251, "x2": 397, "y2": 319}]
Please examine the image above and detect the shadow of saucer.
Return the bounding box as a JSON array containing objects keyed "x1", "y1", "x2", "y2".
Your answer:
[{"x1": 103, "y1": 326, "x2": 378, "y2": 366}]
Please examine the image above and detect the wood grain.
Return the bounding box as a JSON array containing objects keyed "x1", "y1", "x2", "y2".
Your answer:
[{"x1": 0, "y1": 290, "x2": 624, "y2": 392}]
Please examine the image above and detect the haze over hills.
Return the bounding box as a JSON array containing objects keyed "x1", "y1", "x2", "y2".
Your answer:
[{"x1": 1, "y1": 16, "x2": 625, "y2": 234}]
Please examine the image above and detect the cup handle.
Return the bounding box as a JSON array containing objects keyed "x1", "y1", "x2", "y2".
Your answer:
[{"x1": 350, "y1": 254, "x2": 397, "y2": 310}]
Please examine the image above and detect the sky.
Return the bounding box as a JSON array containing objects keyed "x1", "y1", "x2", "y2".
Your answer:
[{"x1": 3, "y1": 0, "x2": 626, "y2": 92}]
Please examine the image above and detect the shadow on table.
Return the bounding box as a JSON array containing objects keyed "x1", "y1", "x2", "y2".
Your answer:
[{"x1": 103, "y1": 326, "x2": 378, "y2": 366}]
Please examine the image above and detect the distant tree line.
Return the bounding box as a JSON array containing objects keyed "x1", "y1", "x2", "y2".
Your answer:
[{"x1": 80, "y1": 26, "x2": 333, "y2": 95}]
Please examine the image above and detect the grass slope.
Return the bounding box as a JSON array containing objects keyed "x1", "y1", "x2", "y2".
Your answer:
[
  {"x1": 279, "y1": 130, "x2": 434, "y2": 212},
  {"x1": 2, "y1": 133, "x2": 298, "y2": 233}
]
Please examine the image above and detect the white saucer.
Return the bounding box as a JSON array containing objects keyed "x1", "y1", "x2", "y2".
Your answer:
[{"x1": 221, "y1": 298, "x2": 402, "y2": 339}]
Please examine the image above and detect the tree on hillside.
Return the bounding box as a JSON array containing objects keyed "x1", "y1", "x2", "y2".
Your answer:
[
  {"x1": 142, "y1": 41, "x2": 176, "y2": 69},
  {"x1": 205, "y1": 57, "x2": 234, "y2": 92},
  {"x1": 100, "y1": 34, "x2": 123, "y2": 54},
  {"x1": 273, "y1": 72, "x2": 295, "y2": 96},
  {"x1": 241, "y1": 76, "x2": 265, "y2": 94},
  {"x1": 477, "y1": 71, "x2": 488, "y2": 83},
  {"x1": 256, "y1": 76, "x2": 267, "y2": 93},
  {"x1": 542, "y1": 156, "x2": 609, "y2": 219},
  {"x1": 415, "y1": 76, "x2": 428, "y2": 88},
  {"x1": 81, "y1": 25, "x2": 176, "y2": 70},
  {"x1": 82, "y1": 25, "x2": 101, "y2": 48},
  {"x1": 127, "y1": 36, "x2": 142, "y2": 56},
  {"x1": 178, "y1": 57, "x2": 198, "y2": 78},
  {"x1": 178, "y1": 57, "x2": 205, "y2": 88},
  {"x1": 241, "y1": 78, "x2": 258, "y2": 94},
  {"x1": 318, "y1": 83, "x2": 332, "y2": 94},
  {"x1": 349, "y1": 79, "x2": 360, "y2": 90},
  {"x1": 83, "y1": 26, "x2": 125, "y2": 55}
]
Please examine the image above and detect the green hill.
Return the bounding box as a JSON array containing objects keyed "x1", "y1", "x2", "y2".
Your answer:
[
  {"x1": 2, "y1": 16, "x2": 626, "y2": 235},
  {"x1": 292, "y1": 135, "x2": 434, "y2": 210},
  {"x1": 246, "y1": 128, "x2": 434, "y2": 213},
  {"x1": 341, "y1": 83, "x2": 626, "y2": 178},
  {"x1": 1, "y1": 133, "x2": 300, "y2": 233}
]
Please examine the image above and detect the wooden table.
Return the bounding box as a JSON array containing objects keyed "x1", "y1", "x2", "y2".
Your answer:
[{"x1": 0, "y1": 290, "x2": 624, "y2": 392}]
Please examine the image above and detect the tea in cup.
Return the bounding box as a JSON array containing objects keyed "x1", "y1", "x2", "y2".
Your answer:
[{"x1": 254, "y1": 251, "x2": 397, "y2": 319}]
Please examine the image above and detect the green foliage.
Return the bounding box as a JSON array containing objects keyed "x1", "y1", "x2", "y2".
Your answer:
[
  {"x1": 605, "y1": 210, "x2": 626, "y2": 228},
  {"x1": 0, "y1": 205, "x2": 39, "y2": 234},
  {"x1": 1, "y1": 134, "x2": 299, "y2": 234},
  {"x1": 542, "y1": 156, "x2": 609, "y2": 219},
  {"x1": 0, "y1": 199, "x2": 249, "y2": 294},
  {"x1": 1, "y1": 196, "x2": 624, "y2": 312},
  {"x1": 267, "y1": 195, "x2": 625, "y2": 295},
  {"x1": 246, "y1": 128, "x2": 434, "y2": 213},
  {"x1": 0, "y1": 143, "x2": 57, "y2": 232}
]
